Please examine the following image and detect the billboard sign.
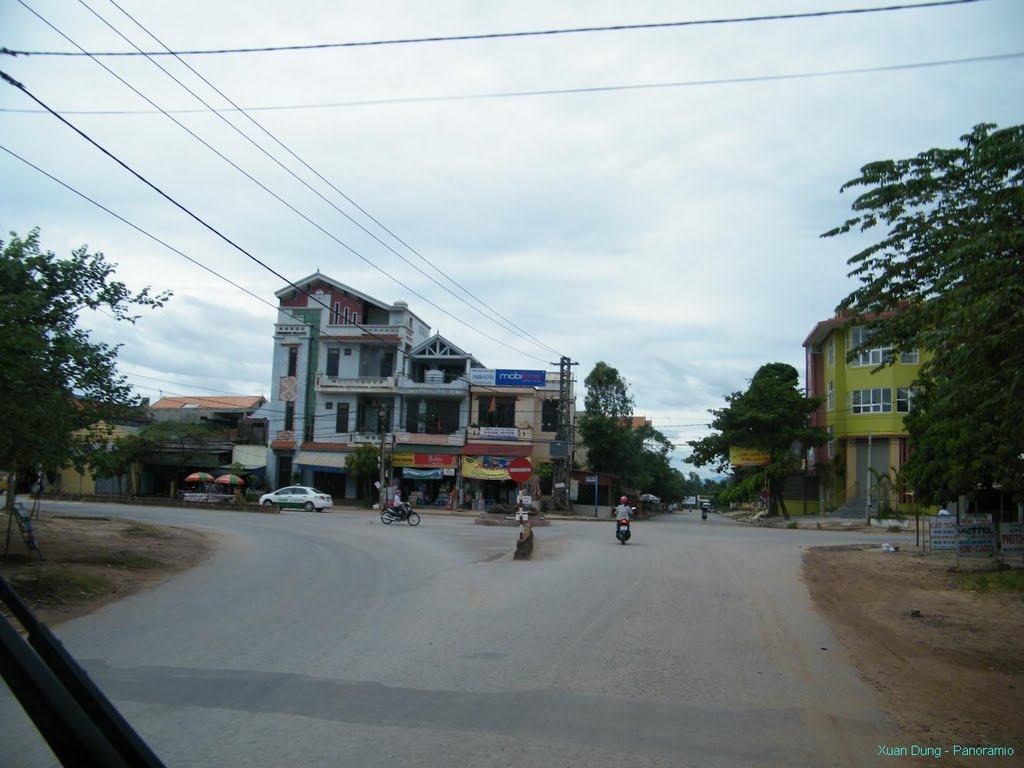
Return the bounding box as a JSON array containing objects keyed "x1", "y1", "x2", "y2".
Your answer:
[
  {"x1": 469, "y1": 369, "x2": 546, "y2": 387},
  {"x1": 929, "y1": 517, "x2": 958, "y2": 551},
  {"x1": 729, "y1": 447, "x2": 771, "y2": 468}
]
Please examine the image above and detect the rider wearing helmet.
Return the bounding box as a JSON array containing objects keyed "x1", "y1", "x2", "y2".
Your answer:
[{"x1": 615, "y1": 496, "x2": 632, "y2": 520}]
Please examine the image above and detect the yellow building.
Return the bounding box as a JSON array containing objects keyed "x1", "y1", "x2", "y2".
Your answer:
[{"x1": 804, "y1": 310, "x2": 929, "y2": 516}]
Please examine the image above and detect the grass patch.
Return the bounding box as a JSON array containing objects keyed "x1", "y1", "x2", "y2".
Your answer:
[
  {"x1": 9, "y1": 567, "x2": 114, "y2": 605},
  {"x1": 66, "y1": 552, "x2": 166, "y2": 570},
  {"x1": 121, "y1": 522, "x2": 170, "y2": 538},
  {"x1": 956, "y1": 569, "x2": 1024, "y2": 593}
]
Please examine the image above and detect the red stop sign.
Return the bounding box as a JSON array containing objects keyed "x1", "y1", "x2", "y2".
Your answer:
[{"x1": 507, "y1": 457, "x2": 533, "y2": 482}]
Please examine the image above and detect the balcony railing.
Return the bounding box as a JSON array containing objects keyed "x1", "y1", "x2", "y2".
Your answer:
[
  {"x1": 315, "y1": 374, "x2": 396, "y2": 392},
  {"x1": 321, "y1": 324, "x2": 404, "y2": 338}
]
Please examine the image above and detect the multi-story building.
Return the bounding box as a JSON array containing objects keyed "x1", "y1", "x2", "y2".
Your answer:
[
  {"x1": 803, "y1": 309, "x2": 927, "y2": 516},
  {"x1": 266, "y1": 273, "x2": 575, "y2": 506}
]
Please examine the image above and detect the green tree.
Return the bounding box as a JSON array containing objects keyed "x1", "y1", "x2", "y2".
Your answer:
[
  {"x1": 578, "y1": 362, "x2": 635, "y2": 477},
  {"x1": 823, "y1": 122, "x2": 1024, "y2": 502},
  {"x1": 687, "y1": 363, "x2": 826, "y2": 519},
  {"x1": 0, "y1": 229, "x2": 168, "y2": 503},
  {"x1": 577, "y1": 361, "x2": 681, "y2": 502},
  {"x1": 345, "y1": 443, "x2": 380, "y2": 502}
]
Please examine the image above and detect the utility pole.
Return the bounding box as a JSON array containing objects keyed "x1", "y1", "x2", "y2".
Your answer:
[
  {"x1": 378, "y1": 405, "x2": 387, "y2": 509},
  {"x1": 865, "y1": 432, "x2": 873, "y2": 524},
  {"x1": 552, "y1": 355, "x2": 578, "y2": 511}
]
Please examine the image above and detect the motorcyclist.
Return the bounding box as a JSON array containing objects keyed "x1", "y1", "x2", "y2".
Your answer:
[
  {"x1": 388, "y1": 488, "x2": 408, "y2": 520},
  {"x1": 615, "y1": 496, "x2": 632, "y2": 520}
]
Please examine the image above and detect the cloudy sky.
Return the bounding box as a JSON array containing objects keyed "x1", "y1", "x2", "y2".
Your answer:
[{"x1": 2, "y1": 0, "x2": 1022, "y2": 474}]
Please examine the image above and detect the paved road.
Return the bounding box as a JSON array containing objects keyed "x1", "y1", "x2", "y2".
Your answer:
[{"x1": 1, "y1": 503, "x2": 911, "y2": 767}]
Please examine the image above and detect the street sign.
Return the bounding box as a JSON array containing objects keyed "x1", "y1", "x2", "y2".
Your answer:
[{"x1": 508, "y1": 457, "x2": 533, "y2": 482}]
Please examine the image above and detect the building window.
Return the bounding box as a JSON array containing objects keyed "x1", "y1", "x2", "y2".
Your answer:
[
  {"x1": 331, "y1": 302, "x2": 340, "y2": 325},
  {"x1": 848, "y1": 388, "x2": 892, "y2": 414},
  {"x1": 478, "y1": 396, "x2": 516, "y2": 428},
  {"x1": 287, "y1": 347, "x2": 298, "y2": 377},
  {"x1": 827, "y1": 337, "x2": 835, "y2": 367},
  {"x1": 848, "y1": 327, "x2": 891, "y2": 368},
  {"x1": 326, "y1": 348, "x2": 339, "y2": 377},
  {"x1": 896, "y1": 387, "x2": 915, "y2": 412},
  {"x1": 827, "y1": 380, "x2": 834, "y2": 412},
  {"x1": 827, "y1": 425, "x2": 835, "y2": 459},
  {"x1": 343, "y1": 306, "x2": 349, "y2": 324},
  {"x1": 541, "y1": 399, "x2": 559, "y2": 432},
  {"x1": 335, "y1": 403, "x2": 349, "y2": 433},
  {"x1": 284, "y1": 401, "x2": 295, "y2": 431},
  {"x1": 344, "y1": 347, "x2": 352, "y2": 356},
  {"x1": 900, "y1": 350, "x2": 919, "y2": 364}
]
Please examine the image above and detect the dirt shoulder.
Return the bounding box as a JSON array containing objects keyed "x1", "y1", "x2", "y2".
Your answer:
[
  {"x1": 1, "y1": 512, "x2": 216, "y2": 626},
  {"x1": 803, "y1": 544, "x2": 1023, "y2": 765}
]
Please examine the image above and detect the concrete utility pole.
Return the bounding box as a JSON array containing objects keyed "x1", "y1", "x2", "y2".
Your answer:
[
  {"x1": 552, "y1": 356, "x2": 577, "y2": 511},
  {"x1": 865, "y1": 433, "x2": 873, "y2": 524},
  {"x1": 378, "y1": 405, "x2": 387, "y2": 509}
]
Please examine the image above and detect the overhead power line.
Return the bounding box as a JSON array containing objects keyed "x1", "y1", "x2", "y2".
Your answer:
[
  {"x1": 0, "y1": 140, "x2": 559, "y2": 405},
  {"x1": 89, "y1": 0, "x2": 561, "y2": 358},
  {"x1": 3, "y1": 50, "x2": 1018, "y2": 117},
  {"x1": 1, "y1": 0, "x2": 985, "y2": 57},
  {"x1": 10, "y1": 1, "x2": 556, "y2": 363}
]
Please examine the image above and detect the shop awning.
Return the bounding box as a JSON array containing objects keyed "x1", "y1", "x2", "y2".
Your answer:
[{"x1": 295, "y1": 450, "x2": 348, "y2": 473}]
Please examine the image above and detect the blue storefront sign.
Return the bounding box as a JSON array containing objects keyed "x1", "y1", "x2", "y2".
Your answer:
[{"x1": 495, "y1": 369, "x2": 546, "y2": 387}]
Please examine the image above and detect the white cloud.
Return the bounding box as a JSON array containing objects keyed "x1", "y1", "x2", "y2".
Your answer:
[{"x1": 3, "y1": 0, "x2": 1022, "y2": 477}]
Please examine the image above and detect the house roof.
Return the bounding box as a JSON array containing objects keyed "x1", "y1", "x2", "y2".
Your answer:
[
  {"x1": 150, "y1": 395, "x2": 267, "y2": 411},
  {"x1": 409, "y1": 334, "x2": 484, "y2": 367},
  {"x1": 275, "y1": 273, "x2": 430, "y2": 328},
  {"x1": 803, "y1": 307, "x2": 905, "y2": 349}
]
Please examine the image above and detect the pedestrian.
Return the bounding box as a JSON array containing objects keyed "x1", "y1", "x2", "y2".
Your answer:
[{"x1": 937, "y1": 503, "x2": 950, "y2": 516}]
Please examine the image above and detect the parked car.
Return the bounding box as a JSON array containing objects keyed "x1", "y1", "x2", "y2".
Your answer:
[{"x1": 259, "y1": 486, "x2": 333, "y2": 512}]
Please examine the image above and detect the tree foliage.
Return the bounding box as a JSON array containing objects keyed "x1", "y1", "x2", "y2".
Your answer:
[
  {"x1": 578, "y1": 361, "x2": 636, "y2": 477},
  {"x1": 687, "y1": 363, "x2": 826, "y2": 518},
  {"x1": 345, "y1": 443, "x2": 380, "y2": 501},
  {"x1": 577, "y1": 362, "x2": 683, "y2": 501},
  {"x1": 0, "y1": 229, "x2": 168, "y2": 494},
  {"x1": 823, "y1": 123, "x2": 1024, "y2": 501}
]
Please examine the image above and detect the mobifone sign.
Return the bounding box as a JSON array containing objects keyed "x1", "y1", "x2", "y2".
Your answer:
[{"x1": 469, "y1": 369, "x2": 547, "y2": 387}]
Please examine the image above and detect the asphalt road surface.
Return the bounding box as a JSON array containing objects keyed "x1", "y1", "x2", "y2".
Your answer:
[{"x1": 1, "y1": 502, "x2": 910, "y2": 767}]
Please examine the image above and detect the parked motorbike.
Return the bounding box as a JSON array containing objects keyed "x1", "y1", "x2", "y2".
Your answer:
[
  {"x1": 381, "y1": 502, "x2": 421, "y2": 526},
  {"x1": 615, "y1": 513, "x2": 632, "y2": 544}
]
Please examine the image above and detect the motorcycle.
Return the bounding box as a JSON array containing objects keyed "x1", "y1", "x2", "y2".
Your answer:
[
  {"x1": 615, "y1": 511, "x2": 633, "y2": 544},
  {"x1": 381, "y1": 502, "x2": 421, "y2": 526},
  {"x1": 701, "y1": 504, "x2": 709, "y2": 521}
]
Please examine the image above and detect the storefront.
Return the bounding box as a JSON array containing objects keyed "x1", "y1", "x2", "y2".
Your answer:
[
  {"x1": 294, "y1": 448, "x2": 348, "y2": 499},
  {"x1": 460, "y1": 444, "x2": 533, "y2": 511},
  {"x1": 392, "y1": 452, "x2": 457, "y2": 508}
]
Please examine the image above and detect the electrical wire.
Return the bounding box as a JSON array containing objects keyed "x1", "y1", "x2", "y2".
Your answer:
[
  {"x1": 1, "y1": 0, "x2": 985, "y2": 57},
  {"x1": 2, "y1": 135, "x2": 575, "y2": 425},
  {"x1": 2, "y1": 132, "x2": 570, "y2": 418},
  {"x1": 4, "y1": 50, "x2": 1019, "y2": 116},
  {"x1": 11, "y1": 2, "x2": 555, "y2": 365},
  {"x1": 86, "y1": 0, "x2": 562, "y2": 359}
]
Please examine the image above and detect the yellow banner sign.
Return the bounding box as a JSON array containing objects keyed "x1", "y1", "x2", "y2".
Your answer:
[
  {"x1": 729, "y1": 447, "x2": 771, "y2": 468},
  {"x1": 462, "y1": 455, "x2": 513, "y2": 480}
]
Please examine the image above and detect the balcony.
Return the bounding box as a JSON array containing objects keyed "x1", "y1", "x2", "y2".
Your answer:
[
  {"x1": 321, "y1": 324, "x2": 404, "y2": 339},
  {"x1": 315, "y1": 374, "x2": 396, "y2": 392},
  {"x1": 397, "y1": 372, "x2": 469, "y2": 397}
]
